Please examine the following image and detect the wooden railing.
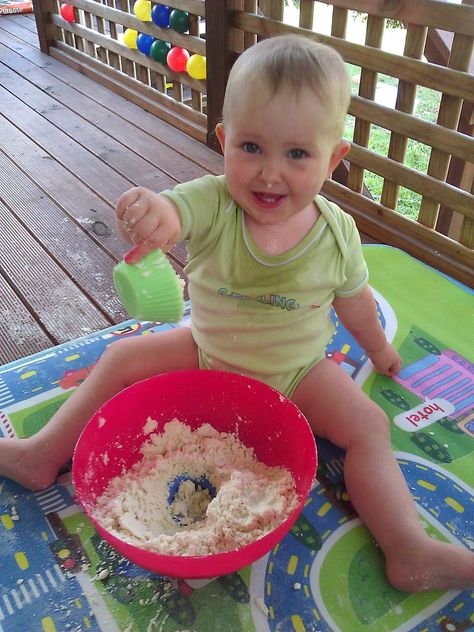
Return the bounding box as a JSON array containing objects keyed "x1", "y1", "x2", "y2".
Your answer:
[
  {"x1": 33, "y1": 0, "x2": 208, "y2": 139},
  {"x1": 32, "y1": 0, "x2": 474, "y2": 286}
]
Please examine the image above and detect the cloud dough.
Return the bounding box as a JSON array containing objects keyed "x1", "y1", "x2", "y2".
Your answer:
[{"x1": 92, "y1": 418, "x2": 298, "y2": 556}]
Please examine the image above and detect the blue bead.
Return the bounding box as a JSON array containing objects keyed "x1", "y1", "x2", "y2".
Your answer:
[
  {"x1": 151, "y1": 4, "x2": 170, "y2": 28},
  {"x1": 136, "y1": 33, "x2": 155, "y2": 56}
]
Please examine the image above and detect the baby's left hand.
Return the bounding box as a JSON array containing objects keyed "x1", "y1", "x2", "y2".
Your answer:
[{"x1": 368, "y1": 343, "x2": 402, "y2": 377}]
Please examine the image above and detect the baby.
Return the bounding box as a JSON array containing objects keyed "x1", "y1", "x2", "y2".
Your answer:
[{"x1": 1, "y1": 34, "x2": 473, "y2": 593}]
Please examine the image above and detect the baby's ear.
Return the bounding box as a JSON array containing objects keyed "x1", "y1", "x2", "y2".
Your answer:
[
  {"x1": 327, "y1": 140, "x2": 351, "y2": 176},
  {"x1": 215, "y1": 123, "x2": 226, "y2": 152}
]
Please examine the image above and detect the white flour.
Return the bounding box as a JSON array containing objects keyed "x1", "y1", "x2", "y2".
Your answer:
[{"x1": 92, "y1": 418, "x2": 298, "y2": 556}]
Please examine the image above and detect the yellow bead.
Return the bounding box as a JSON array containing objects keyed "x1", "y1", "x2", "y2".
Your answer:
[
  {"x1": 123, "y1": 28, "x2": 138, "y2": 49},
  {"x1": 186, "y1": 54, "x2": 206, "y2": 80},
  {"x1": 133, "y1": 0, "x2": 151, "y2": 22}
]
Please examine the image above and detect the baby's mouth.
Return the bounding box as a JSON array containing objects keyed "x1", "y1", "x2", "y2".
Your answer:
[{"x1": 253, "y1": 192, "x2": 285, "y2": 207}]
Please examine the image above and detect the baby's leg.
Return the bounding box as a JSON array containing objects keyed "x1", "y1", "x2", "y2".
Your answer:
[
  {"x1": 293, "y1": 359, "x2": 474, "y2": 593},
  {"x1": 0, "y1": 327, "x2": 198, "y2": 490}
]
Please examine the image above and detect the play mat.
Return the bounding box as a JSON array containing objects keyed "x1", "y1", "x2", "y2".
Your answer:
[{"x1": 0, "y1": 246, "x2": 473, "y2": 632}]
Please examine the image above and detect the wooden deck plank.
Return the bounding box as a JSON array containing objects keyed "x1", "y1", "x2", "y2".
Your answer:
[
  {"x1": 0, "y1": 54, "x2": 180, "y2": 193},
  {"x1": 0, "y1": 274, "x2": 55, "y2": 363},
  {"x1": 0, "y1": 150, "x2": 127, "y2": 323},
  {"x1": 0, "y1": 88, "x2": 136, "y2": 216},
  {"x1": 0, "y1": 15, "x2": 223, "y2": 275},
  {"x1": 1, "y1": 13, "x2": 45, "y2": 44},
  {"x1": 0, "y1": 14, "x2": 224, "y2": 364},
  {"x1": 0, "y1": 26, "x2": 224, "y2": 274},
  {"x1": 0, "y1": 199, "x2": 112, "y2": 344},
  {"x1": 0, "y1": 15, "x2": 224, "y2": 176},
  {"x1": 0, "y1": 60, "x2": 169, "y2": 200},
  {"x1": 0, "y1": 79, "x2": 190, "y2": 270},
  {"x1": 0, "y1": 103, "x2": 123, "y2": 257},
  {"x1": 7, "y1": 12, "x2": 37, "y2": 31},
  {"x1": 0, "y1": 50, "x2": 210, "y2": 187}
]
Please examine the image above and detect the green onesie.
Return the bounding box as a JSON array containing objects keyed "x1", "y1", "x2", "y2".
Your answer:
[{"x1": 162, "y1": 175, "x2": 368, "y2": 396}]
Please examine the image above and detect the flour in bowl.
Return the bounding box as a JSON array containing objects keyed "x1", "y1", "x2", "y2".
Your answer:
[{"x1": 92, "y1": 418, "x2": 298, "y2": 556}]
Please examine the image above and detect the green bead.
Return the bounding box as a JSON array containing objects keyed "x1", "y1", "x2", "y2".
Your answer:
[
  {"x1": 169, "y1": 9, "x2": 189, "y2": 33},
  {"x1": 150, "y1": 39, "x2": 171, "y2": 64}
]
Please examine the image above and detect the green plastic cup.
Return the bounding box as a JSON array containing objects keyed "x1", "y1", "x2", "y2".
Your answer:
[{"x1": 113, "y1": 250, "x2": 185, "y2": 323}]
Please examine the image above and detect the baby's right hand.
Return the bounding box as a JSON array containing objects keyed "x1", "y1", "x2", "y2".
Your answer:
[{"x1": 115, "y1": 187, "x2": 181, "y2": 263}]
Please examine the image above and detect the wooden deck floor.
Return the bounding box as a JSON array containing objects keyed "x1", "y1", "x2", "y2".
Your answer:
[{"x1": 0, "y1": 12, "x2": 224, "y2": 365}]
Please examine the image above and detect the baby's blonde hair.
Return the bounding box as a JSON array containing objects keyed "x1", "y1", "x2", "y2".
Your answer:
[{"x1": 223, "y1": 34, "x2": 351, "y2": 139}]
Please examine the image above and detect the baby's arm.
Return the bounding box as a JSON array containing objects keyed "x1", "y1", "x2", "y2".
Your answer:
[
  {"x1": 332, "y1": 286, "x2": 402, "y2": 377},
  {"x1": 115, "y1": 187, "x2": 182, "y2": 263}
]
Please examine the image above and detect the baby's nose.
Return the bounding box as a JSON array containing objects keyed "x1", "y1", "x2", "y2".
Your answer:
[{"x1": 261, "y1": 158, "x2": 282, "y2": 184}]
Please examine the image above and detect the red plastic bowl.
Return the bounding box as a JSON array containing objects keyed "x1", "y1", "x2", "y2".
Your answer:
[{"x1": 72, "y1": 370, "x2": 317, "y2": 578}]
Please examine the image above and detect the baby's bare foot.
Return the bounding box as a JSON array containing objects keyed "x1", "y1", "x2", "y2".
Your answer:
[
  {"x1": 0, "y1": 437, "x2": 59, "y2": 490},
  {"x1": 386, "y1": 536, "x2": 474, "y2": 593}
]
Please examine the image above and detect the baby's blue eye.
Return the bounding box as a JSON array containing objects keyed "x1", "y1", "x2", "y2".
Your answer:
[
  {"x1": 289, "y1": 149, "x2": 307, "y2": 159},
  {"x1": 242, "y1": 142, "x2": 260, "y2": 154}
]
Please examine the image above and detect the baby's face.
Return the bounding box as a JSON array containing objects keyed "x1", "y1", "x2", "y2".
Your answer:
[{"x1": 216, "y1": 86, "x2": 347, "y2": 229}]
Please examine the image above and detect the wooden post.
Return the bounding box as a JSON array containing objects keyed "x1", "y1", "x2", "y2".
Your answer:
[
  {"x1": 259, "y1": 0, "x2": 283, "y2": 20},
  {"x1": 32, "y1": 0, "x2": 56, "y2": 53},
  {"x1": 346, "y1": 14, "x2": 385, "y2": 194},
  {"x1": 436, "y1": 100, "x2": 474, "y2": 240},
  {"x1": 380, "y1": 24, "x2": 428, "y2": 210},
  {"x1": 205, "y1": 0, "x2": 241, "y2": 152},
  {"x1": 417, "y1": 29, "x2": 474, "y2": 228}
]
